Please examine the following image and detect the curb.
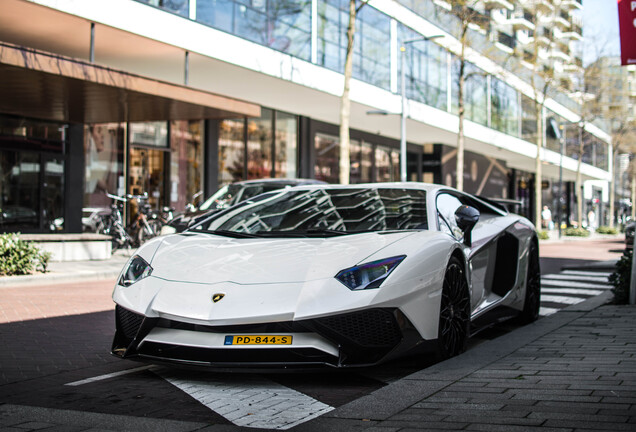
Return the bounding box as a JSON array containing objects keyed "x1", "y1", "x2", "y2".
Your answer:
[
  {"x1": 313, "y1": 291, "x2": 615, "y2": 430},
  {"x1": 0, "y1": 270, "x2": 123, "y2": 288}
]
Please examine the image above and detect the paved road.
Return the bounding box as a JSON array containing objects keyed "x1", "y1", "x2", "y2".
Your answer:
[{"x1": 0, "y1": 253, "x2": 620, "y2": 430}]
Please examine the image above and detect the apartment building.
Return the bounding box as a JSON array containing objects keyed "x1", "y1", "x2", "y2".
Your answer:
[{"x1": 0, "y1": 0, "x2": 610, "y2": 234}]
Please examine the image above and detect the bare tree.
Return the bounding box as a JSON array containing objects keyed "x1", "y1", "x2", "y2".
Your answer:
[
  {"x1": 339, "y1": 0, "x2": 367, "y2": 184},
  {"x1": 520, "y1": 4, "x2": 559, "y2": 231},
  {"x1": 448, "y1": 0, "x2": 488, "y2": 192}
]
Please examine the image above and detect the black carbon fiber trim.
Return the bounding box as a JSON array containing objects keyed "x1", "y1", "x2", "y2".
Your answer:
[
  {"x1": 314, "y1": 309, "x2": 402, "y2": 348},
  {"x1": 116, "y1": 305, "x2": 144, "y2": 340}
]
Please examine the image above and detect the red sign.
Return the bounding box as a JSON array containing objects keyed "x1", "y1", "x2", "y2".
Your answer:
[{"x1": 618, "y1": 0, "x2": 636, "y2": 65}]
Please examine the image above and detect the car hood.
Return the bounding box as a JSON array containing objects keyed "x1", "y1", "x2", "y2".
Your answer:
[{"x1": 148, "y1": 231, "x2": 416, "y2": 285}]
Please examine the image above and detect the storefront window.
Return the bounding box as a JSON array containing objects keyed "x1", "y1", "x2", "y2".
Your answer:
[
  {"x1": 0, "y1": 117, "x2": 65, "y2": 143},
  {"x1": 451, "y1": 59, "x2": 487, "y2": 126},
  {"x1": 274, "y1": 111, "x2": 297, "y2": 178},
  {"x1": 136, "y1": 0, "x2": 189, "y2": 16},
  {"x1": 317, "y1": 0, "x2": 391, "y2": 90},
  {"x1": 170, "y1": 121, "x2": 204, "y2": 211},
  {"x1": 128, "y1": 122, "x2": 168, "y2": 213},
  {"x1": 376, "y1": 146, "x2": 399, "y2": 182},
  {"x1": 399, "y1": 24, "x2": 448, "y2": 111},
  {"x1": 350, "y1": 140, "x2": 372, "y2": 184},
  {"x1": 84, "y1": 124, "x2": 125, "y2": 209},
  {"x1": 1, "y1": 116, "x2": 67, "y2": 233},
  {"x1": 491, "y1": 78, "x2": 519, "y2": 137},
  {"x1": 129, "y1": 122, "x2": 168, "y2": 148},
  {"x1": 219, "y1": 119, "x2": 246, "y2": 186},
  {"x1": 521, "y1": 94, "x2": 537, "y2": 145},
  {"x1": 0, "y1": 151, "x2": 40, "y2": 231},
  {"x1": 248, "y1": 108, "x2": 274, "y2": 179},
  {"x1": 314, "y1": 133, "x2": 362, "y2": 183},
  {"x1": 196, "y1": 0, "x2": 312, "y2": 61}
]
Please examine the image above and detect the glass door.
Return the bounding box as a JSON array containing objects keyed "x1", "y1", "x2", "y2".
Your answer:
[
  {"x1": 41, "y1": 154, "x2": 65, "y2": 231},
  {"x1": 0, "y1": 150, "x2": 40, "y2": 231},
  {"x1": 0, "y1": 150, "x2": 65, "y2": 232},
  {"x1": 129, "y1": 147, "x2": 165, "y2": 213}
]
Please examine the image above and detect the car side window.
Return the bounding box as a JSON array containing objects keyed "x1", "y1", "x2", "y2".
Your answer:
[{"x1": 436, "y1": 193, "x2": 464, "y2": 239}]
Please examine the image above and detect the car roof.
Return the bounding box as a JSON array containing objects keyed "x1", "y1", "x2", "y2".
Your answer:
[{"x1": 231, "y1": 178, "x2": 326, "y2": 186}]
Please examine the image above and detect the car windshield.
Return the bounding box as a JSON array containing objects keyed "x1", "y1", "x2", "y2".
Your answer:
[
  {"x1": 198, "y1": 184, "x2": 240, "y2": 211},
  {"x1": 194, "y1": 188, "x2": 428, "y2": 237}
]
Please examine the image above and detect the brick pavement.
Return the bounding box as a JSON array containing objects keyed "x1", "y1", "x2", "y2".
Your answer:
[
  {"x1": 539, "y1": 235, "x2": 625, "y2": 261},
  {"x1": 0, "y1": 279, "x2": 115, "y2": 324}
]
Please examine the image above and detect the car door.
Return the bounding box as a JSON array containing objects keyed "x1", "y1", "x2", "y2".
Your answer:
[{"x1": 435, "y1": 191, "x2": 498, "y2": 313}]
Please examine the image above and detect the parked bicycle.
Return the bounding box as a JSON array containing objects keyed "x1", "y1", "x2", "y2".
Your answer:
[
  {"x1": 97, "y1": 192, "x2": 163, "y2": 249},
  {"x1": 126, "y1": 193, "x2": 162, "y2": 246},
  {"x1": 97, "y1": 193, "x2": 134, "y2": 250}
]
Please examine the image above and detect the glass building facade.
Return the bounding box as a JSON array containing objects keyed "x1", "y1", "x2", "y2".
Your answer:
[
  {"x1": 132, "y1": 0, "x2": 609, "y2": 174},
  {"x1": 0, "y1": 0, "x2": 612, "y2": 235}
]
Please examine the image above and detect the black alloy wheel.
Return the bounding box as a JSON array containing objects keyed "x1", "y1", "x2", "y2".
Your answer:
[
  {"x1": 437, "y1": 256, "x2": 470, "y2": 359},
  {"x1": 518, "y1": 241, "x2": 541, "y2": 324}
]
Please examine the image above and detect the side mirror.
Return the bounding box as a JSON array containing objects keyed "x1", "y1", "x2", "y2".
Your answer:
[{"x1": 455, "y1": 205, "x2": 480, "y2": 247}]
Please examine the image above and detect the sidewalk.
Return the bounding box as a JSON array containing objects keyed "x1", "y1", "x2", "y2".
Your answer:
[{"x1": 0, "y1": 249, "x2": 133, "y2": 288}]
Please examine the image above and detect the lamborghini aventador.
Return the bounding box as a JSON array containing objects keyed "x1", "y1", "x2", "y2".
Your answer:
[{"x1": 111, "y1": 183, "x2": 540, "y2": 369}]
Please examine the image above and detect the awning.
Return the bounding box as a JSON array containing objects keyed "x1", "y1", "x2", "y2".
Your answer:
[{"x1": 0, "y1": 42, "x2": 260, "y2": 124}]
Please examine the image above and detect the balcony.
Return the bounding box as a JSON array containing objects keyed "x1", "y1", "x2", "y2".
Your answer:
[
  {"x1": 561, "y1": 0, "x2": 583, "y2": 10},
  {"x1": 528, "y1": 0, "x2": 555, "y2": 15},
  {"x1": 563, "y1": 61, "x2": 583, "y2": 73},
  {"x1": 483, "y1": 0, "x2": 514, "y2": 10},
  {"x1": 561, "y1": 30, "x2": 583, "y2": 41},
  {"x1": 496, "y1": 31, "x2": 516, "y2": 53},
  {"x1": 550, "y1": 48, "x2": 571, "y2": 62},
  {"x1": 506, "y1": 10, "x2": 536, "y2": 31},
  {"x1": 553, "y1": 11, "x2": 571, "y2": 29}
]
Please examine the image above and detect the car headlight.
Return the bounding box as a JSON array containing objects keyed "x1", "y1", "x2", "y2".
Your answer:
[
  {"x1": 335, "y1": 256, "x2": 405, "y2": 291},
  {"x1": 119, "y1": 255, "x2": 153, "y2": 287}
]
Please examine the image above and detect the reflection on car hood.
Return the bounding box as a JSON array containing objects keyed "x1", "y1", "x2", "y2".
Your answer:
[{"x1": 149, "y1": 231, "x2": 417, "y2": 284}]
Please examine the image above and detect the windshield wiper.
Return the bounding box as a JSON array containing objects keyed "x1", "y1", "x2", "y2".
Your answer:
[{"x1": 204, "y1": 229, "x2": 261, "y2": 238}]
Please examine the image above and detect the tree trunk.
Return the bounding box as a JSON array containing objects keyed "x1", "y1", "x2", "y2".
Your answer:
[
  {"x1": 535, "y1": 105, "x2": 542, "y2": 231},
  {"x1": 456, "y1": 35, "x2": 467, "y2": 192},
  {"x1": 632, "y1": 175, "x2": 636, "y2": 220},
  {"x1": 576, "y1": 125, "x2": 583, "y2": 228},
  {"x1": 338, "y1": 0, "x2": 356, "y2": 185},
  {"x1": 609, "y1": 148, "x2": 616, "y2": 228}
]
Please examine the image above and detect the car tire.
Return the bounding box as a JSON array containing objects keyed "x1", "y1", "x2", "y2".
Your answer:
[
  {"x1": 436, "y1": 256, "x2": 470, "y2": 360},
  {"x1": 518, "y1": 240, "x2": 541, "y2": 324}
]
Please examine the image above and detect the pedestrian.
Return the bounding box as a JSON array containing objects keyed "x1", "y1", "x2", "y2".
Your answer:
[
  {"x1": 542, "y1": 206, "x2": 552, "y2": 230},
  {"x1": 588, "y1": 209, "x2": 596, "y2": 230}
]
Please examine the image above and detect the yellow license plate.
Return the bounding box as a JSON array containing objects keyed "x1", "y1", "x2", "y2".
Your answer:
[{"x1": 224, "y1": 335, "x2": 292, "y2": 345}]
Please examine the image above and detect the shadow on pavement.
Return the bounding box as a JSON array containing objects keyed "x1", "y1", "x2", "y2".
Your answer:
[{"x1": 539, "y1": 257, "x2": 614, "y2": 275}]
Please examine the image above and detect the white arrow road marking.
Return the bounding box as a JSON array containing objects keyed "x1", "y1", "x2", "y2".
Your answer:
[
  {"x1": 541, "y1": 287, "x2": 605, "y2": 296},
  {"x1": 539, "y1": 306, "x2": 560, "y2": 316},
  {"x1": 65, "y1": 365, "x2": 156, "y2": 386},
  {"x1": 561, "y1": 270, "x2": 612, "y2": 278},
  {"x1": 156, "y1": 370, "x2": 334, "y2": 430},
  {"x1": 542, "y1": 274, "x2": 610, "y2": 283},
  {"x1": 540, "y1": 279, "x2": 613, "y2": 290},
  {"x1": 540, "y1": 295, "x2": 586, "y2": 305}
]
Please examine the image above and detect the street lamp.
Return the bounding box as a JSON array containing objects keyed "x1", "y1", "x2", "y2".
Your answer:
[{"x1": 399, "y1": 35, "x2": 443, "y2": 182}]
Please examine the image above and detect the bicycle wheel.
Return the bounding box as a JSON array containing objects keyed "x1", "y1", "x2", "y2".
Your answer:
[{"x1": 137, "y1": 219, "x2": 159, "y2": 245}]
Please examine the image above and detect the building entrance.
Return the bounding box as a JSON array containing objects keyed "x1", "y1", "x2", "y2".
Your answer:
[{"x1": 129, "y1": 147, "x2": 166, "y2": 212}]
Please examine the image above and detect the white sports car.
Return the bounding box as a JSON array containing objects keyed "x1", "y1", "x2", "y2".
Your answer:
[{"x1": 112, "y1": 183, "x2": 540, "y2": 369}]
